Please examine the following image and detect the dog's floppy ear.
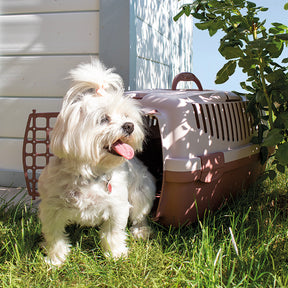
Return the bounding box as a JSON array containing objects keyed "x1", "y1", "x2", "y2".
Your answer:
[{"x1": 50, "y1": 105, "x2": 83, "y2": 159}]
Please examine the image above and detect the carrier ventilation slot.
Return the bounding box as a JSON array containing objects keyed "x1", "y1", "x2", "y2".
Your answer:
[
  {"x1": 146, "y1": 115, "x2": 158, "y2": 127},
  {"x1": 191, "y1": 102, "x2": 254, "y2": 142}
]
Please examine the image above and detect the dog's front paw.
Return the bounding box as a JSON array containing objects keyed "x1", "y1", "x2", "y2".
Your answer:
[
  {"x1": 130, "y1": 223, "x2": 152, "y2": 240},
  {"x1": 44, "y1": 255, "x2": 65, "y2": 267},
  {"x1": 104, "y1": 245, "x2": 129, "y2": 259},
  {"x1": 42, "y1": 241, "x2": 70, "y2": 267}
]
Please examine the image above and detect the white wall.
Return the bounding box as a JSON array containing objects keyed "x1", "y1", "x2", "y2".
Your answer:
[
  {"x1": 0, "y1": 0, "x2": 100, "y2": 186},
  {"x1": 100, "y1": 0, "x2": 193, "y2": 90},
  {"x1": 0, "y1": 0, "x2": 193, "y2": 187},
  {"x1": 133, "y1": 0, "x2": 193, "y2": 89}
]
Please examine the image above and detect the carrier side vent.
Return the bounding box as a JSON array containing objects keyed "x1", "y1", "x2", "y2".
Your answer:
[{"x1": 191, "y1": 102, "x2": 254, "y2": 142}]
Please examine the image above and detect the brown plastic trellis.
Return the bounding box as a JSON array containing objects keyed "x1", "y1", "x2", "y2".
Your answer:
[{"x1": 22, "y1": 110, "x2": 59, "y2": 199}]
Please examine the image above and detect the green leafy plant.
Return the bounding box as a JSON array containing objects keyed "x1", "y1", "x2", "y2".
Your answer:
[{"x1": 175, "y1": 0, "x2": 288, "y2": 177}]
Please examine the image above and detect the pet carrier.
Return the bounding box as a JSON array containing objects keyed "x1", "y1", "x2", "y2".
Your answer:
[
  {"x1": 126, "y1": 73, "x2": 264, "y2": 226},
  {"x1": 23, "y1": 73, "x2": 265, "y2": 226}
]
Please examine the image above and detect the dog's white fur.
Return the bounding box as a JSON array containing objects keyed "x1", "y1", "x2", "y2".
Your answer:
[{"x1": 38, "y1": 59, "x2": 156, "y2": 266}]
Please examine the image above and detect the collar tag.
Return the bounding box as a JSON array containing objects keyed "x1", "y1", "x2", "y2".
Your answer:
[{"x1": 107, "y1": 182, "x2": 112, "y2": 194}]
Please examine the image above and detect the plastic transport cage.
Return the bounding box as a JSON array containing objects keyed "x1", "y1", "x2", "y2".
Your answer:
[{"x1": 23, "y1": 73, "x2": 265, "y2": 226}]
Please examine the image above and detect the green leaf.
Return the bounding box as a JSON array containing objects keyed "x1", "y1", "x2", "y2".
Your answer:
[
  {"x1": 208, "y1": 19, "x2": 224, "y2": 36},
  {"x1": 265, "y1": 69, "x2": 286, "y2": 83},
  {"x1": 247, "y1": 1, "x2": 257, "y2": 8},
  {"x1": 215, "y1": 60, "x2": 236, "y2": 84},
  {"x1": 173, "y1": 9, "x2": 185, "y2": 22},
  {"x1": 282, "y1": 57, "x2": 288, "y2": 63},
  {"x1": 259, "y1": 168, "x2": 277, "y2": 181},
  {"x1": 184, "y1": 5, "x2": 192, "y2": 16},
  {"x1": 276, "y1": 163, "x2": 286, "y2": 173},
  {"x1": 285, "y1": 3, "x2": 288, "y2": 10},
  {"x1": 255, "y1": 90, "x2": 267, "y2": 106},
  {"x1": 257, "y1": 171, "x2": 270, "y2": 182},
  {"x1": 219, "y1": 46, "x2": 243, "y2": 59},
  {"x1": 275, "y1": 34, "x2": 288, "y2": 41},
  {"x1": 240, "y1": 81, "x2": 255, "y2": 92},
  {"x1": 195, "y1": 21, "x2": 212, "y2": 30},
  {"x1": 275, "y1": 142, "x2": 288, "y2": 166},
  {"x1": 275, "y1": 112, "x2": 288, "y2": 129},
  {"x1": 262, "y1": 128, "x2": 283, "y2": 147},
  {"x1": 238, "y1": 57, "x2": 258, "y2": 72},
  {"x1": 266, "y1": 39, "x2": 284, "y2": 58},
  {"x1": 271, "y1": 22, "x2": 288, "y2": 31},
  {"x1": 230, "y1": 15, "x2": 244, "y2": 24},
  {"x1": 268, "y1": 169, "x2": 277, "y2": 180},
  {"x1": 208, "y1": 0, "x2": 226, "y2": 9},
  {"x1": 192, "y1": 12, "x2": 206, "y2": 20}
]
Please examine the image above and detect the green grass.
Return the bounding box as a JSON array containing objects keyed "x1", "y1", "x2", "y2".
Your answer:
[{"x1": 0, "y1": 170, "x2": 287, "y2": 287}]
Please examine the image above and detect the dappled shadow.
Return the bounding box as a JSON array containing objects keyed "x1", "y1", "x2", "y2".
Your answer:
[{"x1": 132, "y1": 0, "x2": 193, "y2": 89}]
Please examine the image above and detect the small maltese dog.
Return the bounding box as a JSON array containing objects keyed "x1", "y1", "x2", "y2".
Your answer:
[{"x1": 38, "y1": 59, "x2": 156, "y2": 266}]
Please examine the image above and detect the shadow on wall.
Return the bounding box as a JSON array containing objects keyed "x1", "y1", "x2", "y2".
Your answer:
[{"x1": 132, "y1": 0, "x2": 193, "y2": 90}]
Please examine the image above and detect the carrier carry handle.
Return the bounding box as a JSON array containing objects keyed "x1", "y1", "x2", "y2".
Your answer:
[{"x1": 172, "y1": 72, "x2": 203, "y2": 91}]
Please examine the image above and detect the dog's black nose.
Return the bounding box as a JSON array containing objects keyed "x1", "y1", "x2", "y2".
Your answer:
[{"x1": 122, "y1": 122, "x2": 134, "y2": 135}]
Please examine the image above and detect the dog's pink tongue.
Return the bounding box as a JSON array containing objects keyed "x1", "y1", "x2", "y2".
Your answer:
[{"x1": 111, "y1": 140, "x2": 134, "y2": 160}]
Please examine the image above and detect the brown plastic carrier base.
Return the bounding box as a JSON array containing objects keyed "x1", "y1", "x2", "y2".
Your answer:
[
  {"x1": 22, "y1": 73, "x2": 265, "y2": 226},
  {"x1": 153, "y1": 152, "x2": 264, "y2": 226}
]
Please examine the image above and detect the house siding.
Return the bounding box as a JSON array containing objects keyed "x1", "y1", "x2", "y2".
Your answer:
[
  {"x1": 0, "y1": 0, "x2": 100, "y2": 186},
  {"x1": 0, "y1": 0, "x2": 193, "y2": 187},
  {"x1": 134, "y1": 0, "x2": 193, "y2": 89},
  {"x1": 100, "y1": 0, "x2": 193, "y2": 90}
]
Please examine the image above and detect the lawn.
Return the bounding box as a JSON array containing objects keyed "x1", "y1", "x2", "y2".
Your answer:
[{"x1": 0, "y1": 168, "x2": 287, "y2": 287}]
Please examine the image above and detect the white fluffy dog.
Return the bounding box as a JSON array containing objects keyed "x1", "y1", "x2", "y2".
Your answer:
[{"x1": 38, "y1": 59, "x2": 156, "y2": 266}]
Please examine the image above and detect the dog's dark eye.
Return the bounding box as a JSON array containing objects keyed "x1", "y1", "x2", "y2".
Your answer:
[
  {"x1": 84, "y1": 88, "x2": 95, "y2": 95},
  {"x1": 100, "y1": 114, "x2": 111, "y2": 124}
]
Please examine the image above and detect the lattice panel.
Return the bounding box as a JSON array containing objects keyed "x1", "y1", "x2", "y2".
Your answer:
[{"x1": 22, "y1": 110, "x2": 59, "y2": 199}]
